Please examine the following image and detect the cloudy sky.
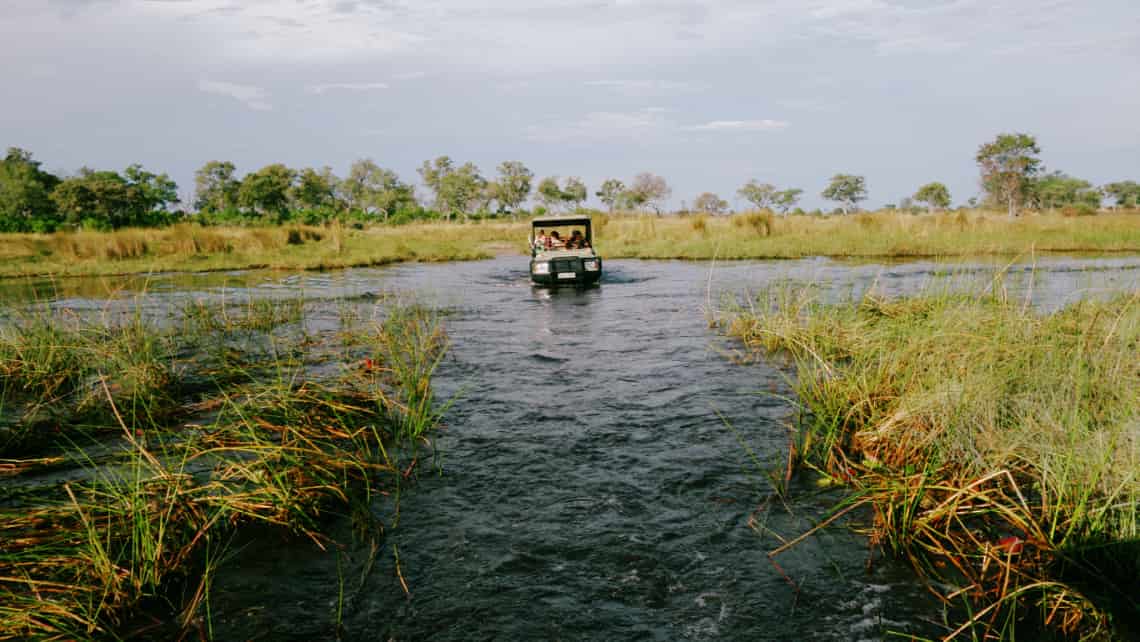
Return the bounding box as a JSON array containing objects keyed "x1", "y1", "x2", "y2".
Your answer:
[{"x1": 3, "y1": 0, "x2": 1138, "y2": 209}]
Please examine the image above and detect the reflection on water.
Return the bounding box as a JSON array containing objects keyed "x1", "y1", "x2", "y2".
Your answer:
[{"x1": 2, "y1": 255, "x2": 1137, "y2": 640}]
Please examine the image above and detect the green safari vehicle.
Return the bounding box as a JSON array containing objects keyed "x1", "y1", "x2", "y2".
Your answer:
[{"x1": 529, "y1": 215, "x2": 602, "y2": 286}]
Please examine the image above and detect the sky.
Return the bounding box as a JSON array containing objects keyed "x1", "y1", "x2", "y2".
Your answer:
[{"x1": 2, "y1": 0, "x2": 1138, "y2": 210}]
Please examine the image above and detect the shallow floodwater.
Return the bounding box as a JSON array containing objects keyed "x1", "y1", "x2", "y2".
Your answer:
[{"x1": 3, "y1": 255, "x2": 1137, "y2": 640}]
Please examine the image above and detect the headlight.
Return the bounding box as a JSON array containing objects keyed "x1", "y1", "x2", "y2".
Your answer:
[
  {"x1": 533, "y1": 262, "x2": 550, "y2": 275},
  {"x1": 583, "y1": 260, "x2": 598, "y2": 271}
]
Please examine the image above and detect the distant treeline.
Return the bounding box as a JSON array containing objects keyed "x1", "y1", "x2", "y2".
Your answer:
[{"x1": 1, "y1": 133, "x2": 1138, "y2": 232}]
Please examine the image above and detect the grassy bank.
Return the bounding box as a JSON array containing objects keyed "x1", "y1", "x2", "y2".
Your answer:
[
  {"x1": 0, "y1": 297, "x2": 447, "y2": 639},
  {"x1": 600, "y1": 209, "x2": 1140, "y2": 259},
  {"x1": 0, "y1": 222, "x2": 513, "y2": 278},
  {"x1": 0, "y1": 210, "x2": 1137, "y2": 279},
  {"x1": 725, "y1": 287, "x2": 1139, "y2": 639}
]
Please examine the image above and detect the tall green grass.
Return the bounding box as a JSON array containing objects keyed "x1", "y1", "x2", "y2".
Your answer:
[
  {"x1": 0, "y1": 295, "x2": 449, "y2": 639},
  {"x1": 0, "y1": 222, "x2": 510, "y2": 277},
  {"x1": 602, "y1": 210, "x2": 1140, "y2": 260},
  {"x1": 725, "y1": 285, "x2": 1139, "y2": 639},
  {"x1": 0, "y1": 210, "x2": 1136, "y2": 278}
]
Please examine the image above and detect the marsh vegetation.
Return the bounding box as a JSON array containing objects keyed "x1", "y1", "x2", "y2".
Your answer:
[
  {"x1": 725, "y1": 283, "x2": 1139, "y2": 639},
  {"x1": 0, "y1": 295, "x2": 447, "y2": 639},
  {"x1": 0, "y1": 209, "x2": 1136, "y2": 278}
]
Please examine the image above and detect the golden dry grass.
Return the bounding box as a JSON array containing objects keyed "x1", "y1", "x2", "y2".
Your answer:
[
  {"x1": 600, "y1": 209, "x2": 1140, "y2": 259},
  {"x1": 0, "y1": 210, "x2": 1136, "y2": 279}
]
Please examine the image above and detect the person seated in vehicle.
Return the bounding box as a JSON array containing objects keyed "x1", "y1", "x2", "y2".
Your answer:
[
  {"x1": 568, "y1": 230, "x2": 585, "y2": 249},
  {"x1": 549, "y1": 231, "x2": 565, "y2": 249},
  {"x1": 534, "y1": 230, "x2": 548, "y2": 250}
]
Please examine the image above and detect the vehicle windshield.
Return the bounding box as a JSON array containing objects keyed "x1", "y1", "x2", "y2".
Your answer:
[{"x1": 531, "y1": 223, "x2": 592, "y2": 251}]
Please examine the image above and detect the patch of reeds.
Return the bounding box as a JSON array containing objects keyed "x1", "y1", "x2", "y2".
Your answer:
[
  {"x1": 725, "y1": 285, "x2": 1139, "y2": 639},
  {"x1": 0, "y1": 310, "x2": 181, "y2": 456},
  {"x1": 0, "y1": 222, "x2": 509, "y2": 278},
  {"x1": 732, "y1": 210, "x2": 774, "y2": 236},
  {"x1": 1, "y1": 211, "x2": 1135, "y2": 278},
  {"x1": 599, "y1": 209, "x2": 1140, "y2": 260},
  {"x1": 0, "y1": 297, "x2": 449, "y2": 639}
]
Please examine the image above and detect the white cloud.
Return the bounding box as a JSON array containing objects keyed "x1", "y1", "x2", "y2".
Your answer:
[
  {"x1": 197, "y1": 79, "x2": 272, "y2": 111},
  {"x1": 305, "y1": 82, "x2": 389, "y2": 95},
  {"x1": 29, "y1": 0, "x2": 1124, "y2": 73},
  {"x1": 811, "y1": 0, "x2": 888, "y2": 19},
  {"x1": 134, "y1": 0, "x2": 423, "y2": 63},
  {"x1": 685, "y1": 119, "x2": 789, "y2": 132},
  {"x1": 528, "y1": 109, "x2": 788, "y2": 143},
  {"x1": 584, "y1": 79, "x2": 694, "y2": 95},
  {"x1": 527, "y1": 108, "x2": 671, "y2": 143}
]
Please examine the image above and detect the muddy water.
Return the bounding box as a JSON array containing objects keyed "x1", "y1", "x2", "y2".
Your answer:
[{"x1": 3, "y1": 255, "x2": 1137, "y2": 640}]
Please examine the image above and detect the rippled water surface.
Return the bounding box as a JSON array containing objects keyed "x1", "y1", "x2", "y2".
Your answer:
[{"x1": 4, "y1": 255, "x2": 1137, "y2": 640}]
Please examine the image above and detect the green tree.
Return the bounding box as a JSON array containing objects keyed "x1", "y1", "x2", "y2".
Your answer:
[
  {"x1": 238, "y1": 164, "x2": 295, "y2": 221},
  {"x1": 821, "y1": 174, "x2": 867, "y2": 214},
  {"x1": 562, "y1": 177, "x2": 587, "y2": 209},
  {"x1": 773, "y1": 188, "x2": 802, "y2": 215},
  {"x1": 536, "y1": 176, "x2": 565, "y2": 211},
  {"x1": 736, "y1": 180, "x2": 777, "y2": 209},
  {"x1": 418, "y1": 156, "x2": 485, "y2": 219},
  {"x1": 975, "y1": 133, "x2": 1041, "y2": 218},
  {"x1": 0, "y1": 147, "x2": 60, "y2": 232},
  {"x1": 536, "y1": 176, "x2": 587, "y2": 212},
  {"x1": 1102, "y1": 181, "x2": 1140, "y2": 208},
  {"x1": 494, "y1": 161, "x2": 533, "y2": 214},
  {"x1": 342, "y1": 159, "x2": 414, "y2": 220},
  {"x1": 693, "y1": 192, "x2": 728, "y2": 214},
  {"x1": 596, "y1": 179, "x2": 625, "y2": 212},
  {"x1": 123, "y1": 164, "x2": 179, "y2": 217},
  {"x1": 417, "y1": 157, "x2": 451, "y2": 198},
  {"x1": 51, "y1": 169, "x2": 144, "y2": 229},
  {"x1": 439, "y1": 163, "x2": 485, "y2": 219},
  {"x1": 913, "y1": 182, "x2": 951, "y2": 213},
  {"x1": 194, "y1": 161, "x2": 240, "y2": 213},
  {"x1": 1029, "y1": 172, "x2": 1100, "y2": 210},
  {"x1": 479, "y1": 181, "x2": 501, "y2": 214},
  {"x1": 291, "y1": 166, "x2": 341, "y2": 214}
]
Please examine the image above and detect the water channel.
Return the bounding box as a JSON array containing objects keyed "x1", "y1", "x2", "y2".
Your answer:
[{"x1": 3, "y1": 255, "x2": 1137, "y2": 640}]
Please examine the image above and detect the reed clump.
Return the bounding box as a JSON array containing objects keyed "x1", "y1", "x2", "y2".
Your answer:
[
  {"x1": 0, "y1": 311, "x2": 182, "y2": 455},
  {"x1": 732, "y1": 210, "x2": 774, "y2": 236},
  {"x1": 0, "y1": 297, "x2": 448, "y2": 639},
  {"x1": 726, "y1": 286, "x2": 1139, "y2": 639}
]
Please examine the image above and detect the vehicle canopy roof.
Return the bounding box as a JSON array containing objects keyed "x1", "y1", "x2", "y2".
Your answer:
[{"x1": 531, "y1": 215, "x2": 592, "y2": 228}]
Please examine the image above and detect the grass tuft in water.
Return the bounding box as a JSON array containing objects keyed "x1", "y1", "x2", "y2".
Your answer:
[
  {"x1": 0, "y1": 295, "x2": 449, "y2": 639},
  {"x1": 725, "y1": 284, "x2": 1139, "y2": 640}
]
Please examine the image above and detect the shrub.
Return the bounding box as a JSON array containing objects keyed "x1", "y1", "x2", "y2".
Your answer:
[
  {"x1": 734, "y1": 210, "x2": 774, "y2": 236},
  {"x1": 853, "y1": 212, "x2": 881, "y2": 229},
  {"x1": 690, "y1": 214, "x2": 708, "y2": 233},
  {"x1": 1061, "y1": 204, "x2": 1098, "y2": 217}
]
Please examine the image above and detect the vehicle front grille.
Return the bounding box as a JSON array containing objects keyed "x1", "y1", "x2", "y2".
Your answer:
[{"x1": 552, "y1": 258, "x2": 580, "y2": 273}]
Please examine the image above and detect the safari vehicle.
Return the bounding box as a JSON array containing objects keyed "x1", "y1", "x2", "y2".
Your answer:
[{"x1": 529, "y1": 215, "x2": 602, "y2": 286}]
